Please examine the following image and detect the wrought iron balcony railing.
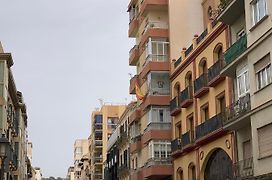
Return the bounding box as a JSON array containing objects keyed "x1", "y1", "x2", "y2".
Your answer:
[
  {"x1": 233, "y1": 157, "x2": 254, "y2": 179},
  {"x1": 223, "y1": 93, "x2": 251, "y2": 125},
  {"x1": 194, "y1": 73, "x2": 208, "y2": 94},
  {"x1": 196, "y1": 113, "x2": 223, "y2": 140}
]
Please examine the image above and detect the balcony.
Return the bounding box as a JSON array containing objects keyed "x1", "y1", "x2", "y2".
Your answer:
[
  {"x1": 194, "y1": 73, "x2": 209, "y2": 98},
  {"x1": 144, "y1": 122, "x2": 171, "y2": 132},
  {"x1": 208, "y1": 59, "x2": 225, "y2": 87},
  {"x1": 95, "y1": 140, "x2": 103, "y2": 147},
  {"x1": 195, "y1": 114, "x2": 224, "y2": 144},
  {"x1": 171, "y1": 138, "x2": 182, "y2": 153},
  {"x1": 141, "y1": 61, "x2": 169, "y2": 79},
  {"x1": 185, "y1": 44, "x2": 193, "y2": 57},
  {"x1": 217, "y1": 0, "x2": 245, "y2": 25},
  {"x1": 129, "y1": 75, "x2": 139, "y2": 94},
  {"x1": 142, "y1": 129, "x2": 171, "y2": 144},
  {"x1": 142, "y1": 158, "x2": 172, "y2": 179},
  {"x1": 94, "y1": 157, "x2": 103, "y2": 164},
  {"x1": 117, "y1": 165, "x2": 130, "y2": 178},
  {"x1": 174, "y1": 57, "x2": 182, "y2": 68},
  {"x1": 223, "y1": 93, "x2": 251, "y2": 130},
  {"x1": 139, "y1": 0, "x2": 168, "y2": 17},
  {"x1": 129, "y1": 45, "x2": 140, "y2": 66},
  {"x1": 141, "y1": 95, "x2": 170, "y2": 111},
  {"x1": 222, "y1": 35, "x2": 247, "y2": 76},
  {"x1": 129, "y1": 109, "x2": 141, "y2": 125},
  {"x1": 140, "y1": 28, "x2": 168, "y2": 48},
  {"x1": 180, "y1": 86, "x2": 193, "y2": 108},
  {"x1": 129, "y1": 16, "x2": 139, "y2": 37},
  {"x1": 94, "y1": 124, "x2": 102, "y2": 131},
  {"x1": 233, "y1": 157, "x2": 254, "y2": 179},
  {"x1": 196, "y1": 29, "x2": 208, "y2": 45},
  {"x1": 130, "y1": 135, "x2": 142, "y2": 153},
  {"x1": 117, "y1": 132, "x2": 129, "y2": 147},
  {"x1": 170, "y1": 96, "x2": 181, "y2": 116}
]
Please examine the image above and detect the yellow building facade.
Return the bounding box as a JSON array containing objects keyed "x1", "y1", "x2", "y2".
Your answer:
[{"x1": 169, "y1": 1, "x2": 236, "y2": 179}]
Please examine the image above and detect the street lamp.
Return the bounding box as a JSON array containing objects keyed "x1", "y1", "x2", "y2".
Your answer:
[{"x1": 0, "y1": 135, "x2": 10, "y2": 180}]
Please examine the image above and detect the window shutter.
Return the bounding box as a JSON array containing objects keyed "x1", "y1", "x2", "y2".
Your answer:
[
  {"x1": 254, "y1": 54, "x2": 271, "y2": 73},
  {"x1": 258, "y1": 124, "x2": 272, "y2": 158}
]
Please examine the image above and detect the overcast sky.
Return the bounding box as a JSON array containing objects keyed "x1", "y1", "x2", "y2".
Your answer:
[{"x1": 0, "y1": 0, "x2": 134, "y2": 177}]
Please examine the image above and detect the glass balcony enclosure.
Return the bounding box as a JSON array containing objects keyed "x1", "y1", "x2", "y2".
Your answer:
[
  {"x1": 145, "y1": 107, "x2": 171, "y2": 132},
  {"x1": 145, "y1": 38, "x2": 169, "y2": 63},
  {"x1": 129, "y1": 5, "x2": 139, "y2": 23},
  {"x1": 148, "y1": 140, "x2": 171, "y2": 160},
  {"x1": 147, "y1": 72, "x2": 170, "y2": 95},
  {"x1": 130, "y1": 122, "x2": 141, "y2": 139}
]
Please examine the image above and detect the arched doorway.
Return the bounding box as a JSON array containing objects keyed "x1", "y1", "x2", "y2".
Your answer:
[{"x1": 204, "y1": 149, "x2": 234, "y2": 180}]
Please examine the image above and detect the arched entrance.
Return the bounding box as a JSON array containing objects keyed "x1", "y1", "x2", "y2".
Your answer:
[{"x1": 204, "y1": 149, "x2": 234, "y2": 180}]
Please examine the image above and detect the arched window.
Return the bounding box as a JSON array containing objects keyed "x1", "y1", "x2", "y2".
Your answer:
[
  {"x1": 174, "y1": 82, "x2": 180, "y2": 97},
  {"x1": 199, "y1": 58, "x2": 208, "y2": 75},
  {"x1": 213, "y1": 44, "x2": 223, "y2": 62},
  {"x1": 185, "y1": 71, "x2": 193, "y2": 88},
  {"x1": 188, "y1": 163, "x2": 196, "y2": 180},
  {"x1": 177, "y1": 168, "x2": 184, "y2": 180}
]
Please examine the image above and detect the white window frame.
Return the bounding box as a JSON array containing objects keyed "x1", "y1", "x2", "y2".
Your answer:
[
  {"x1": 145, "y1": 38, "x2": 169, "y2": 62},
  {"x1": 256, "y1": 64, "x2": 272, "y2": 90},
  {"x1": 251, "y1": 0, "x2": 267, "y2": 25},
  {"x1": 148, "y1": 141, "x2": 171, "y2": 159},
  {"x1": 236, "y1": 66, "x2": 250, "y2": 98},
  {"x1": 147, "y1": 107, "x2": 170, "y2": 125}
]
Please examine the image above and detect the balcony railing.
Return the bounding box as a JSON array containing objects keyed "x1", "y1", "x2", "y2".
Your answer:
[
  {"x1": 196, "y1": 29, "x2": 208, "y2": 44},
  {"x1": 196, "y1": 113, "x2": 223, "y2": 140},
  {"x1": 182, "y1": 131, "x2": 193, "y2": 147},
  {"x1": 194, "y1": 73, "x2": 208, "y2": 95},
  {"x1": 117, "y1": 165, "x2": 130, "y2": 177},
  {"x1": 233, "y1": 157, "x2": 254, "y2": 179},
  {"x1": 145, "y1": 157, "x2": 171, "y2": 167},
  {"x1": 95, "y1": 140, "x2": 103, "y2": 146},
  {"x1": 174, "y1": 57, "x2": 182, "y2": 68},
  {"x1": 149, "y1": 87, "x2": 170, "y2": 95},
  {"x1": 208, "y1": 59, "x2": 224, "y2": 83},
  {"x1": 224, "y1": 35, "x2": 247, "y2": 65},
  {"x1": 117, "y1": 132, "x2": 129, "y2": 146},
  {"x1": 223, "y1": 93, "x2": 251, "y2": 125},
  {"x1": 144, "y1": 122, "x2": 171, "y2": 132},
  {"x1": 94, "y1": 157, "x2": 103, "y2": 163},
  {"x1": 143, "y1": 21, "x2": 168, "y2": 34},
  {"x1": 170, "y1": 96, "x2": 180, "y2": 113},
  {"x1": 185, "y1": 44, "x2": 193, "y2": 57},
  {"x1": 171, "y1": 138, "x2": 182, "y2": 152},
  {"x1": 180, "y1": 86, "x2": 193, "y2": 107}
]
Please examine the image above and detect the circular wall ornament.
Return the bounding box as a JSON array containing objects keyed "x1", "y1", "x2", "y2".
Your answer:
[
  {"x1": 226, "y1": 139, "x2": 231, "y2": 149},
  {"x1": 200, "y1": 151, "x2": 204, "y2": 160}
]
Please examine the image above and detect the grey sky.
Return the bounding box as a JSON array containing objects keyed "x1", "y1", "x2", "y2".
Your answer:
[{"x1": 0, "y1": 0, "x2": 134, "y2": 177}]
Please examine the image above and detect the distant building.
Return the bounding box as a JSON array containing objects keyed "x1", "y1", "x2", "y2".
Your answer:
[
  {"x1": 74, "y1": 139, "x2": 88, "y2": 180},
  {"x1": 0, "y1": 42, "x2": 30, "y2": 180},
  {"x1": 88, "y1": 104, "x2": 126, "y2": 180},
  {"x1": 66, "y1": 166, "x2": 75, "y2": 180}
]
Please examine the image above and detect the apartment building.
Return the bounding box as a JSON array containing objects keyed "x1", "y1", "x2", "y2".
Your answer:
[
  {"x1": 169, "y1": 0, "x2": 239, "y2": 179},
  {"x1": 218, "y1": 0, "x2": 272, "y2": 178},
  {"x1": 104, "y1": 102, "x2": 136, "y2": 180},
  {"x1": 88, "y1": 105, "x2": 126, "y2": 180},
  {"x1": 0, "y1": 42, "x2": 29, "y2": 180},
  {"x1": 74, "y1": 139, "x2": 88, "y2": 180},
  {"x1": 127, "y1": 0, "x2": 172, "y2": 179}
]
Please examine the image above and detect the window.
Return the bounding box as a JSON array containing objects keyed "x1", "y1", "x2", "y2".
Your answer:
[
  {"x1": 252, "y1": 0, "x2": 267, "y2": 25},
  {"x1": 148, "y1": 141, "x2": 171, "y2": 159},
  {"x1": 216, "y1": 94, "x2": 225, "y2": 114},
  {"x1": 255, "y1": 54, "x2": 271, "y2": 90},
  {"x1": 148, "y1": 107, "x2": 170, "y2": 124},
  {"x1": 243, "y1": 140, "x2": 252, "y2": 160},
  {"x1": 145, "y1": 38, "x2": 169, "y2": 62},
  {"x1": 237, "y1": 66, "x2": 250, "y2": 97},
  {"x1": 175, "y1": 123, "x2": 182, "y2": 138},
  {"x1": 258, "y1": 123, "x2": 272, "y2": 158},
  {"x1": 201, "y1": 104, "x2": 209, "y2": 123},
  {"x1": 187, "y1": 115, "x2": 194, "y2": 141}
]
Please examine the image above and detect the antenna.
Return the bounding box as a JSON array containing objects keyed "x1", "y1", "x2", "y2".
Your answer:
[{"x1": 98, "y1": 98, "x2": 104, "y2": 107}]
